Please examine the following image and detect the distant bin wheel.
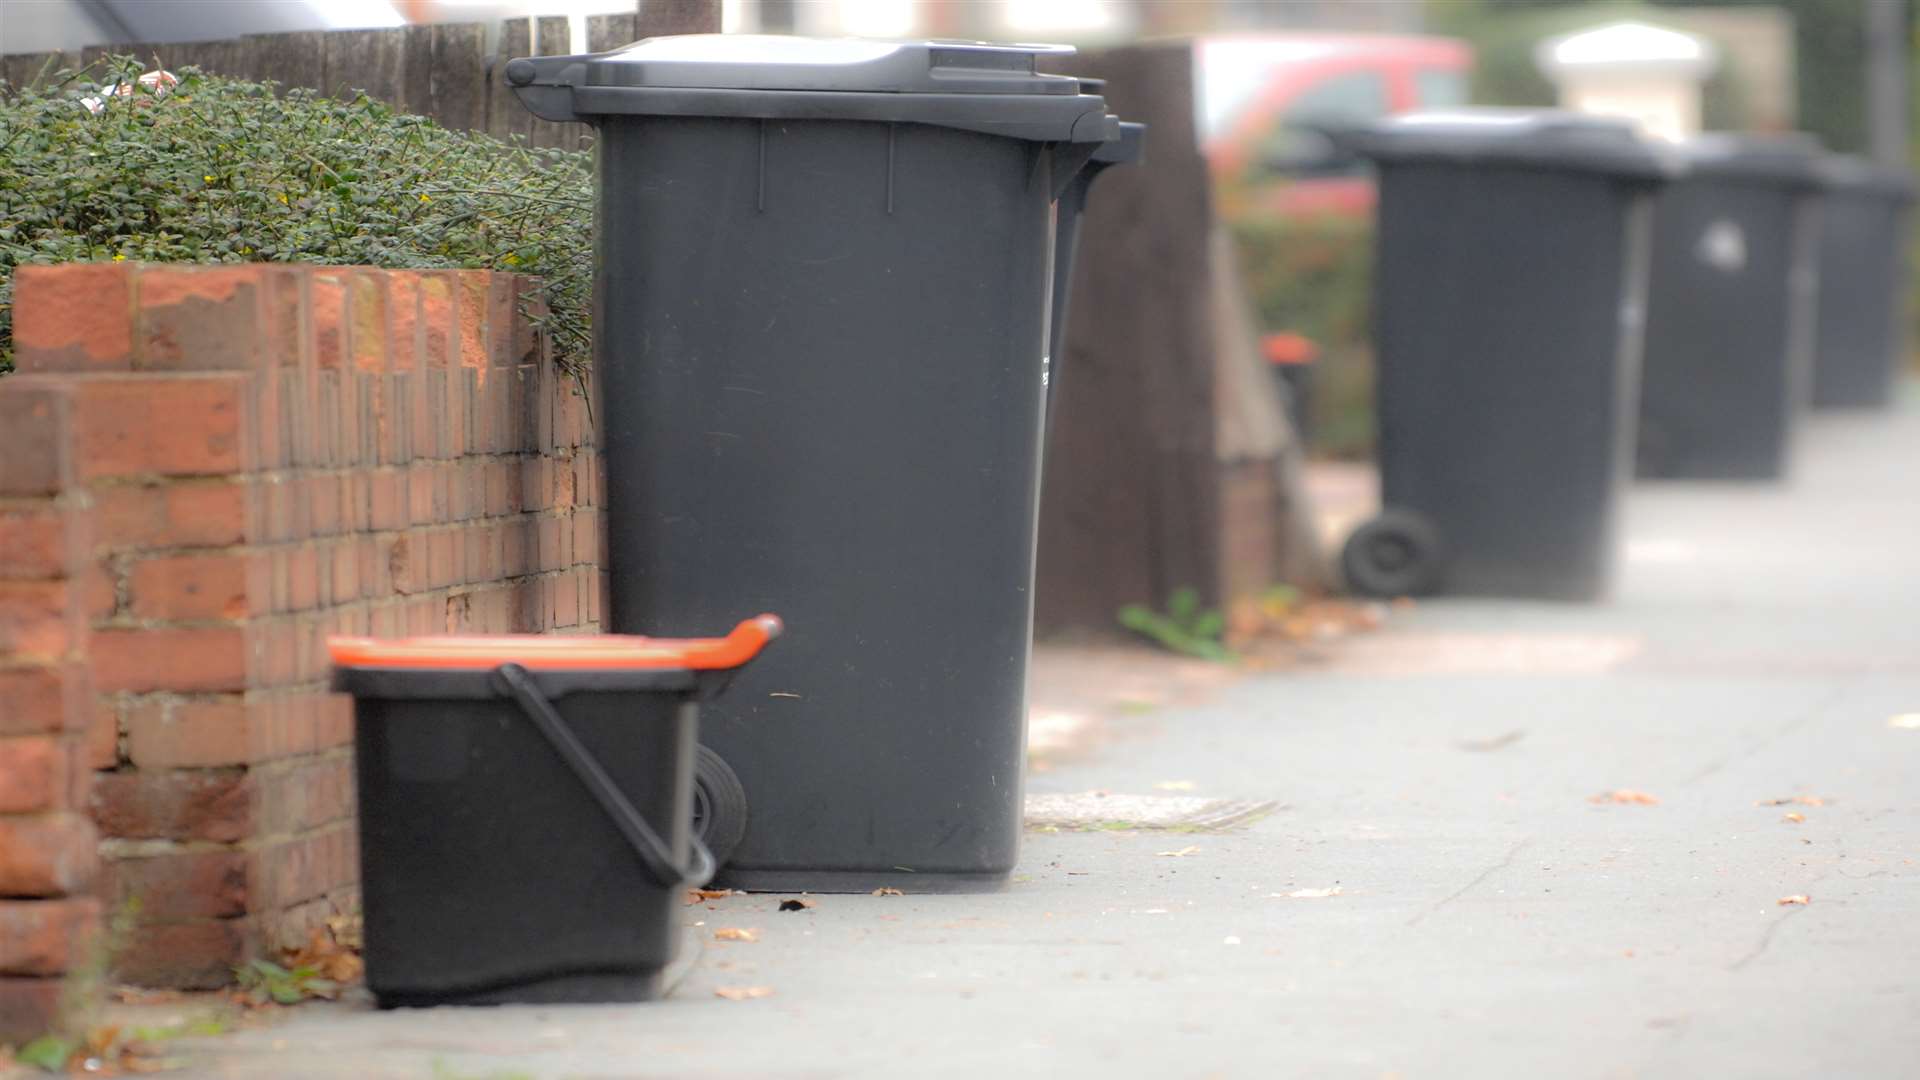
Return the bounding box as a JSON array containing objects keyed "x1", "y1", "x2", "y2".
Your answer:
[
  {"x1": 691, "y1": 746, "x2": 748, "y2": 872},
  {"x1": 1341, "y1": 509, "x2": 1445, "y2": 599}
]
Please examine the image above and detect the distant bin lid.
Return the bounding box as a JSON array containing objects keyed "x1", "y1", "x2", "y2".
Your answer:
[
  {"x1": 1674, "y1": 132, "x2": 1826, "y2": 188},
  {"x1": 1339, "y1": 108, "x2": 1679, "y2": 182},
  {"x1": 1818, "y1": 154, "x2": 1918, "y2": 203},
  {"x1": 327, "y1": 615, "x2": 782, "y2": 672},
  {"x1": 506, "y1": 35, "x2": 1119, "y2": 144}
]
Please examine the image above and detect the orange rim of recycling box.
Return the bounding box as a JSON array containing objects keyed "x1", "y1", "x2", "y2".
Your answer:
[{"x1": 326, "y1": 614, "x2": 783, "y2": 672}]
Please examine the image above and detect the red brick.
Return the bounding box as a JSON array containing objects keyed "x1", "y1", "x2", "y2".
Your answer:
[
  {"x1": 428, "y1": 529, "x2": 456, "y2": 589},
  {"x1": 535, "y1": 516, "x2": 564, "y2": 573},
  {"x1": 102, "y1": 850, "x2": 251, "y2": 919},
  {"x1": 454, "y1": 270, "x2": 489, "y2": 370},
  {"x1": 124, "y1": 696, "x2": 246, "y2": 768},
  {"x1": 91, "y1": 767, "x2": 253, "y2": 843},
  {"x1": 113, "y1": 917, "x2": 252, "y2": 989},
  {"x1": 350, "y1": 270, "x2": 389, "y2": 373},
  {"x1": 0, "y1": 813, "x2": 98, "y2": 896},
  {"x1": 0, "y1": 581, "x2": 78, "y2": 659},
  {"x1": 133, "y1": 265, "x2": 267, "y2": 372},
  {"x1": 0, "y1": 502, "x2": 82, "y2": 582},
  {"x1": 82, "y1": 557, "x2": 116, "y2": 620},
  {"x1": 0, "y1": 665, "x2": 87, "y2": 737},
  {"x1": 520, "y1": 457, "x2": 551, "y2": 513},
  {"x1": 389, "y1": 272, "x2": 422, "y2": 372},
  {"x1": 129, "y1": 552, "x2": 257, "y2": 621},
  {"x1": 420, "y1": 273, "x2": 455, "y2": 368},
  {"x1": 553, "y1": 570, "x2": 581, "y2": 628},
  {"x1": 0, "y1": 382, "x2": 75, "y2": 497},
  {"x1": 315, "y1": 694, "x2": 353, "y2": 750},
  {"x1": 94, "y1": 479, "x2": 251, "y2": 550},
  {"x1": 387, "y1": 534, "x2": 419, "y2": 595},
  {"x1": 0, "y1": 898, "x2": 101, "y2": 976},
  {"x1": 251, "y1": 365, "x2": 288, "y2": 470},
  {"x1": 329, "y1": 542, "x2": 359, "y2": 605},
  {"x1": 0, "y1": 738, "x2": 61, "y2": 814},
  {"x1": 11, "y1": 264, "x2": 134, "y2": 372},
  {"x1": 87, "y1": 698, "x2": 118, "y2": 769},
  {"x1": 501, "y1": 518, "x2": 532, "y2": 578},
  {"x1": 71, "y1": 375, "x2": 249, "y2": 480},
  {"x1": 284, "y1": 545, "x2": 320, "y2": 613},
  {"x1": 0, "y1": 975, "x2": 65, "y2": 1042},
  {"x1": 368, "y1": 470, "x2": 405, "y2": 532},
  {"x1": 91, "y1": 626, "x2": 248, "y2": 693},
  {"x1": 311, "y1": 271, "x2": 347, "y2": 371},
  {"x1": 572, "y1": 508, "x2": 599, "y2": 568},
  {"x1": 264, "y1": 266, "x2": 306, "y2": 369}
]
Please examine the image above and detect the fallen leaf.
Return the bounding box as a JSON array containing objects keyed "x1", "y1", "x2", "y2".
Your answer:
[
  {"x1": 1154, "y1": 780, "x2": 1196, "y2": 792},
  {"x1": 1274, "y1": 886, "x2": 1343, "y2": 899},
  {"x1": 1457, "y1": 730, "x2": 1526, "y2": 752},
  {"x1": 1888, "y1": 714, "x2": 1920, "y2": 730},
  {"x1": 1590, "y1": 789, "x2": 1660, "y2": 805},
  {"x1": 778, "y1": 898, "x2": 815, "y2": 912},
  {"x1": 1782, "y1": 812, "x2": 1806, "y2": 823},
  {"x1": 714, "y1": 986, "x2": 775, "y2": 1001},
  {"x1": 1156, "y1": 845, "x2": 1201, "y2": 858},
  {"x1": 1757, "y1": 796, "x2": 1826, "y2": 807},
  {"x1": 871, "y1": 887, "x2": 904, "y2": 897},
  {"x1": 713, "y1": 927, "x2": 759, "y2": 942},
  {"x1": 1778, "y1": 895, "x2": 1810, "y2": 906},
  {"x1": 685, "y1": 888, "x2": 735, "y2": 905}
]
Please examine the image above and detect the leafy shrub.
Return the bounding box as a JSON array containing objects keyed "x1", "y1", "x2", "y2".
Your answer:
[
  {"x1": 1229, "y1": 213, "x2": 1377, "y2": 459},
  {"x1": 0, "y1": 56, "x2": 592, "y2": 373}
]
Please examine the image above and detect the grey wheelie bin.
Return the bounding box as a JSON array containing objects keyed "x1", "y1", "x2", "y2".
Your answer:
[
  {"x1": 1636, "y1": 134, "x2": 1825, "y2": 481},
  {"x1": 1811, "y1": 156, "x2": 1915, "y2": 409},
  {"x1": 509, "y1": 36, "x2": 1138, "y2": 893},
  {"x1": 1339, "y1": 111, "x2": 1676, "y2": 601}
]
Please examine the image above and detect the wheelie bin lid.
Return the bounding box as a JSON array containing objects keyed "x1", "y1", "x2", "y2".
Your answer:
[
  {"x1": 506, "y1": 34, "x2": 1119, "y2": 145},
  {"x1": 327, "y1": 614, "x2": 783, "y2": 672},
  {"x1": 1818, "y1": 154, "x2": 1918, "y2": 203},
  {"x1": 1339, "y1": 108, "x2": 1680, "y2": 182},
  {"x1": 1672, "y1": 132, "x2": 1826, "y2": 189}
]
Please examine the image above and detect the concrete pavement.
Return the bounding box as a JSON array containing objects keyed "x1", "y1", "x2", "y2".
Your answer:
[{"x1": 140, "y1": 390, "x2": 1920, "y2": 1078}]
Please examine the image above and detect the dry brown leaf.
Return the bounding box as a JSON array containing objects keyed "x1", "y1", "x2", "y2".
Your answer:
[
  {"x1": 713, "y1": 927, "x2": 760, "y2": 942},
  {"x1": 1782, "y1": 812, "x2": 1806, "y2": 824},
  {"x1": 1590, "y1": 789, "x2": 1661, "y2": 805},
  {"x1": 778, "y1": 898, "x2": 816, "y2": 912},
  {"x1": 714, "y1": 985, "x2": 775, "y2": 1001},
  {"x1": 1155, "y1": 845, "x2": 1201, "y2": 858},
  {"x1": 685, "y1": 888, "x2": 736, "y2": 905},
  {"x1": 1758, "y1": 796, "x2": 1826, "y2": 807},
  {"x1": 1778, "y1": 894, "x2": 1811, "y2": 906},
  {"x1": 871, "y1": 887, "x2": 905, "y2": 896}
]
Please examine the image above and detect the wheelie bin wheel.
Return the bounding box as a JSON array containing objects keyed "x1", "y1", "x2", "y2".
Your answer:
[
  {"x1": 1341, "y1": 510, "x2": 1445, "y2": 598},
  {"x1": 691, "y1": 746, "x2": 748, "y2": 871}
]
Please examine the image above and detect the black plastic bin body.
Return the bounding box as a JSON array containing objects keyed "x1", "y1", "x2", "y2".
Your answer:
[
  {"x1": 509, "y1": 37, "x2": 1133, "y2": 893},
  {"x1": 1342, "y1": 112, "x2": 1674, "y2": 601},
  {"x1": 1637, "y1": 135, "x2": 1825, "y2": 481},
  {"x1": 1811, "y1": 157, "x2": 1915, "y2": 409},
  {"x1": 329, "y1": 619, "x2": 778, "y2": 1007}
]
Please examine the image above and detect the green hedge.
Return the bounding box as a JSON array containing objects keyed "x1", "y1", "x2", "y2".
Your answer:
[
  {"x1": 0, "y1": 57, "x2": 593, "y2": 374},
  {"x1": 1230, "y1": 214, "x2": 1377, "y2": 459}
]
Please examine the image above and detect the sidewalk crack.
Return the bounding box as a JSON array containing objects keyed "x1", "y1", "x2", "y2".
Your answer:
[{"x1": 1407, "y1": 836, "x2": 1531, "y2": 927}]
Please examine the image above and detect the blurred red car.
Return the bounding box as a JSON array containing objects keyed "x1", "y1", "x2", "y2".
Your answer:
[{"x1": 1198, "y1": 34, "x2": 1474, "y2": 218}]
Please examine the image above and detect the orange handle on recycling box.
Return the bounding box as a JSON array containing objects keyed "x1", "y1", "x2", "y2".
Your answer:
[{"x1": 327, "y1": 614, "x2": 783, "y2": 672}]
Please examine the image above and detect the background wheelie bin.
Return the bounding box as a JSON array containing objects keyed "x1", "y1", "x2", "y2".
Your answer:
[
  {"x1": 328, "y1": 616, "x2": 780, "y2": 1006},
  {"x1": 1810, "y1": 156, "x2": 1915, "y2": 409},
  {"x1": 509, "y1": 36, "x2": 1137, "y2": 893},
  {"x1": 1636, "y1": 134, "x2": 1826, "y2": 481},
  {"x1": 1339, "y1": 111, "x2": 1676, "y2": 601}
]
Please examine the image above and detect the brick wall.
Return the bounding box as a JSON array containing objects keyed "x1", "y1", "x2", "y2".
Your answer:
[
  {"x1": 0, "y1": 382, "x2": 103, "y2": 1042},
  {"x1": 0, "y1": 263, "x2": 601, "y2": 1031}
]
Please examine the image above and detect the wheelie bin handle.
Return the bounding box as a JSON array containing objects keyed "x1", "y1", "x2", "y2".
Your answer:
[
  {"x1": 1047, "y1": 120, "x2": 1145, "y2": 433},
  {"x1": 326, "y1": 614, "x2": 784, "y2": 672},
  {"x1": 493, "y1": 661, "x2": 717, "y2": 889}
]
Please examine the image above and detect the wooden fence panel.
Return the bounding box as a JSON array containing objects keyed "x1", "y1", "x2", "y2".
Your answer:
[{"x1": 427, "y1": 23, "x2": 488, "y2": 133}]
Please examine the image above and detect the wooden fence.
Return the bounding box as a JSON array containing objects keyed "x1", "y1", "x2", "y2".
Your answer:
[{"x1": 0, "y1": 14, "x2": 649, "y2": 150}]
